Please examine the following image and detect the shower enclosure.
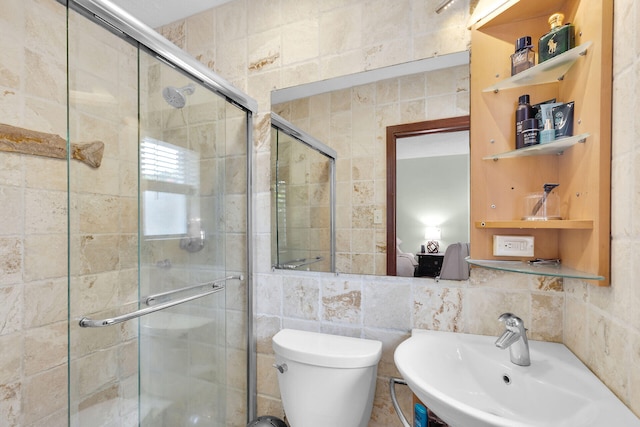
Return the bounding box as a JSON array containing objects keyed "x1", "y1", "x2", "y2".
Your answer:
[{"x1": 64, "y1": 1, "x2": 256, "y2": 425}]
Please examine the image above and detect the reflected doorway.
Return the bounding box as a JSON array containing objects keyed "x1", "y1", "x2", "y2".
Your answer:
[{"x1": 386, "y1": 116, "x2": 470, "y2": 276}]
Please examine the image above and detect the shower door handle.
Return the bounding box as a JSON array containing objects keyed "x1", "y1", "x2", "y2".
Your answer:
[{"x1": 78, "y1": 275, "x2": 241, "y2": 328}]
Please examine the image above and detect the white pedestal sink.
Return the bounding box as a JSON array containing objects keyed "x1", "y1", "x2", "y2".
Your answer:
[{"x1": 394, "y1": 329, "x2": 640, "y2": 427}]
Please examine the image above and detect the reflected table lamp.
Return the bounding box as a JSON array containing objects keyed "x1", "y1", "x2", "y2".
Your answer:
[{"x1": 424, "y1": 227, "x2": 441, "y2": 253}]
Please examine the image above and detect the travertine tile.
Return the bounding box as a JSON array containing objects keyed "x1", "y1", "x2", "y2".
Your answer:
[
  {"x1": 248, "y1": 28, "x2": 281, "y2": 74},
  {"x1": 76, "y1": 383, "x2": 119, "y2": 426},
  {"x1": 413, "y1": 285, "x2": 464, "y2": 332},
  {"x1": 466, "y1": 287, "x2": 530, "y2": 336},
  {"x1": 530, "y1": 293, "x2": 564, "y2": 342},
  {"x1": 23, "y1": 278, "x2": 67, "y2": 328},
  {"x1": 282, "y1": 19, "x2": 319, "y2": 65},
  {"x1": 363, "y1": 281, "x2": 410, "y2": 329},
  {"x1": 0, "y1": 380, "x2": 20, "y2": 427},
  {"x1": 23, "y1": 365, "x2": 67, "y2": 425},
  {"x1": 75, "y1": 346, "x2": 119, "y2": 397},
  {"x1": 257, "y1": 352, "x2": 279, "y2": 398},
  {"x1": 283, "y1": 276, "x2": 320, "y2": 320},
  {"x1": 24, "y1": 156, "x2": 66, "y2": 191},
  {"x1": 321, "y1": 278, "x2": 362, "y2": 324},
  {"x1": 27, "y1": 408, "x2": 67, "y2": 427},
  {"x1": 24, "y1": 322, "x2": 67, "y2": 376},
  {"x1": 77, "y1": 194, "x2": 119, "y2": 234},
  {"x1": 24, "y1": 49, "x2": 65, "y2": 106},
  {"x1": 186, "y1": 9, "x2": 215, "y2": 53},
  {"x1": 351, "y1": 253, "x2": 375, "y2": 275},
  {"x1": 0, "y1": 285, "x2": 22, "y2": 335},
  {"x1": 369, "y1": 375, "x2": 412, "y2": 427},
  {"x1": 24, "y1": 189, "x2": 66, "y2": 235},
  {"x1": 0, "y1": 153, "x2": 23, "y2": 188},
  {"x1": 69, "y1": 271, "x2": 119, "y2": 318},
  {"x1": 0, "y1": 333, "x2": 21, "y2": 384},
  {"x1": 629, "y1": 331, "x2": 640, "y2": 415},
  {"x1": 256, "y1": 314, "x2": 281, "y2": 355},
  {"x1": 319, "y1": 4, "x2": 362, "y2": 56},
  {"x1": 76, "y1": 235, "x2": 120, "y2": 275},
  {"x1": 587, "y1": 310, "x2": 629, "y2": 400},
  {"x1": 0, "y1": 238, "x2": 22, "y2": 286},
  {"x1": 352, "y1": 228, "x2": 374, "y2": 254},
  {"x1": 0, "y1": 187, "x2": 23, "y2": 235},
  {"x1": 256, "y1": 274, "x2": 283, "y2": 316}
]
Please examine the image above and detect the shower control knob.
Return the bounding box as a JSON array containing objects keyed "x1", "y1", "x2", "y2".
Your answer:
[{"x1": 273, "y1": 363, "x2": 288, "y2": 374}]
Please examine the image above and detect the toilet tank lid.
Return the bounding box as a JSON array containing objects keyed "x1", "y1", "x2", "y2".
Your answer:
[{"x1": 272, "y1": 329, "x2": 382, "y2": 368}]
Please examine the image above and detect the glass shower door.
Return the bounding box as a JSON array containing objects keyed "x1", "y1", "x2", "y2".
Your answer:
[
  {"x1": 136, "y1": 52, "x2": 231, "y2": 427},
  {"x1": 67, "y1": 9, "x2": 141, "y2": 425},
  {"x1": 67, "y1": 4, "x2": 250, "y2": 426}
]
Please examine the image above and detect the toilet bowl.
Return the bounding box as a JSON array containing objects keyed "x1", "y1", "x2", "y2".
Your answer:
[{"x1": 272, "y1": 329, "x2": 383, "y2": 427}]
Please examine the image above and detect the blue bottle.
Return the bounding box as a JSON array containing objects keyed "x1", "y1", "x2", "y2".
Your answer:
[{"x1": 414, "y1": 403, "x2": 428, "y2": 427}]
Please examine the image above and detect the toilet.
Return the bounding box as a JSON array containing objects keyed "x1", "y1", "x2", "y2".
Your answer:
[{"x1": 272, "y1": 329, "x2": 383, "y2": 427}]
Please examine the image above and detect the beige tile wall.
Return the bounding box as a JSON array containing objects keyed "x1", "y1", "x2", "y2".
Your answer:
[
  {"x1": 561, "y1": 0, "x2": 640, "y2": 417},
  {"x1": 0, "y1": 0, "x2": 69, "y2": 425}
]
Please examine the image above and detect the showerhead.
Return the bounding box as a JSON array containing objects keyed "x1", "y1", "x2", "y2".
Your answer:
[{"x1": 162, "y1": 83, "x2": 195, "y2": 109}]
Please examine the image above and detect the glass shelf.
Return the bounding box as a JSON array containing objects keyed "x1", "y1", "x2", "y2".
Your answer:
[
  {"x1": 466, "y1": 258, "x2": 605, "y2": 281},
  {"x1": 483, "y1": 133, "x2": 589, "y2": 160},
  {"x1": 482, "y1": 42, "x2": 592, "y2": 93},
  {"x1": 474, "y1": 219, "x2": 593, "y2": 229}
]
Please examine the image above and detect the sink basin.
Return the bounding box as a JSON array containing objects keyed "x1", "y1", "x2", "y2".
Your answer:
[{"x1": 394, "y1": 329, "x2": 640, "y2": 427}]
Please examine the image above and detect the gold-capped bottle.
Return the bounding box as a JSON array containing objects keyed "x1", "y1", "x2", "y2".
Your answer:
[{"x1": 538, "y1": 13, "x2": 575, "y2": 63}]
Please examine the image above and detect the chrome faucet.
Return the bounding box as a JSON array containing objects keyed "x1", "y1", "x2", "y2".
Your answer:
[{"x1": 495, "y1": 313, "x2": 530, "y2": 366}]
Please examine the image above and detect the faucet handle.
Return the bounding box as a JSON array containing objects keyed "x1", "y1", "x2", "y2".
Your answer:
[
  {"x1": 498, "y1": 312, "x2": 514, "y2": 322},
  {"x1": 498, "y1": 313, "x2": 526, "y2": 331}
]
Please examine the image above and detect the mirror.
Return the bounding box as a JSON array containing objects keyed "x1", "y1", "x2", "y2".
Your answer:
[
  {"x1": 386, "y1": 117, "x2": 470, "y2": 277},
  {"x1": 271, "y1": 52, "x2": 470, "y2": 276}
]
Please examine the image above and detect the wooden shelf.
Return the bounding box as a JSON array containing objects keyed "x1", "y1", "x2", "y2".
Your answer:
[
  {"x1": 475, "y1": 220, "x2": 593, "y2": 230},
  {"x1": 466, "y1": 258, "x2": 605, "y2": 281},
  {"x1": 469, "y1": 0, "x2": 612, "y2": 285},
  {"x1": 482, "y1": 43, "x2": 592, "y2": 93},
  {"x1": 482, "y1": 133, "x2": 589, "y2": 160}
]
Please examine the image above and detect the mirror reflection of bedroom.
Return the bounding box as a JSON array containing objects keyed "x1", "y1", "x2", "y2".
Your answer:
[{"x1": 394, "y1": 129, "x2": 470, "y2": 279}]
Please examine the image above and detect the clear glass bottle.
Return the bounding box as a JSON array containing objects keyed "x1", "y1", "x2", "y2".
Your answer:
[
  {"x1": 511, "y1": 36, "x2": 535, "y2": 76},
  {"x1": 539, "y1": 119, "x2": 556, "y2": 144},
  {"x1": 539, "y1": 13, "x2": 575, "y2": 63}
]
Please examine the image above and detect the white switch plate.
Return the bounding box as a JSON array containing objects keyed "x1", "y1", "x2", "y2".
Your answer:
[
  {"x1": 373, "y1": 209, "x2": 383, "y2": 224},
  {"x1": 493, "y1": 235, "x2": 534, "y2": 257}
]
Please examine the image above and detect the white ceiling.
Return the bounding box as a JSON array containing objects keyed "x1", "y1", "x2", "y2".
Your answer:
[{"x1": 110, "y1": 0, "x2": 233, "y2": 28}]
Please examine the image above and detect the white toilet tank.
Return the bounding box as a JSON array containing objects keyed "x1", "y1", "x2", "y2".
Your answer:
[{"x1": 272, "y1": 329, "x2": 383, "y2": 427}]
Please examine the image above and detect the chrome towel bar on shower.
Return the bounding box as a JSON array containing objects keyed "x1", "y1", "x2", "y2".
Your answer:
[
  {"x1": 78, "y1": 274, "x2": 243, "y2": 328},
  {"x1": 145, "y1": 274, "x2": 243, "y2": 306}
]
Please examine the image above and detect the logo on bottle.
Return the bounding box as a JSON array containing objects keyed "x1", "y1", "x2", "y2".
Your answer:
[{"x1": 547, "y1": 35, "x2": 558, "y2": 55}]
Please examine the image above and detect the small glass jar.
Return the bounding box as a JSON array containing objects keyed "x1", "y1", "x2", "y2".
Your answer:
[
  {"x1": 511, "y1": 36, "x2": 535, "y2": 76},
  {"x1": 522, "y1": 192, "x2": 561, "y2": 220}
]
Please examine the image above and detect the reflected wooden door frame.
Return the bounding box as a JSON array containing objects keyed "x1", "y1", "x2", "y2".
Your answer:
[{"x1": 386, "y1": 116, "x2": 470, "y2": 276}]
